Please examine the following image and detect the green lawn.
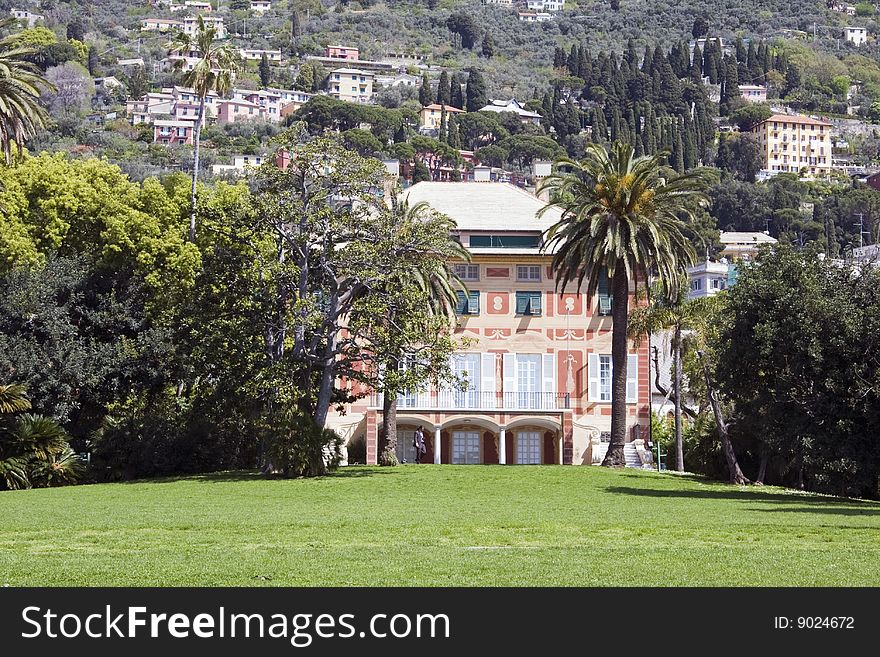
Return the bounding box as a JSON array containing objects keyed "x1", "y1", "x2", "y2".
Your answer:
[{"x1": 1, "y1": 465, "x2": 879, "y2": 586}]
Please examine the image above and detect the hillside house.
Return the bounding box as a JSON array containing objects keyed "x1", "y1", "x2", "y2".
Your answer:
[{"x1": 419, "y1": 103, "x2": 466, "y2": 130}]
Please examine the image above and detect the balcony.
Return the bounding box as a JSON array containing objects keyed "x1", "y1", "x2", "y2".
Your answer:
[{"x1": 371, "y1": 391, "x2": 570, "y2": 411}]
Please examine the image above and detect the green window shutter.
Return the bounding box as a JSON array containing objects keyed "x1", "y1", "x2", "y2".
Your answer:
[
  {"x1": 515, "y1": 292, "x2": 529, "y2": 314},
  {"x1": 530, "y1": 291, "x2": 542, "y2": 315},
  {"x1": 456, "y1": 290, "x2": 468, "y2": 314},
  {"x1": 598, "y1": 267, "x2": 612, "y2": 315},
  {"x1": 468, "y1": 291, "x2": 480, "y2": 314}
]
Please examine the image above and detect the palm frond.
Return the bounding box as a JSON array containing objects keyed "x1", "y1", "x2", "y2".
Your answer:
[
  {"x1": 0, "y1": 383, "x2": 31, "y2": 414},
  {"x1": 539, "y1": 140, "x2": 706, "y2": 302}
]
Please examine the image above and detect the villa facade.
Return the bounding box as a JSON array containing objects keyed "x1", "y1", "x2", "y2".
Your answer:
[{"x1": 328, "y1": 182, "x2": 651, "y2": 466}]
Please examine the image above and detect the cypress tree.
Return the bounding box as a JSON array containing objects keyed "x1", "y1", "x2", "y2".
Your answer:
[
  {"x1": 651, "y1": 46, "x2": 665, "y2": 77},
  {"x1": 735, "y1": 36, "x2": 746, "y2": 63},
  {"x1": 683, "y1": 113, "x2": 697, "y2": 169},
  {"x1": 611, "y1": 107, "x2": 621, "y2": 141},
  {"x1": 447, "y1": 115, "x2": 461, "y2": 150},
  {"x1": 673, "y1": 121, "x2": 685, "y2": 172},
  {"x1": 419, "y1": 73, "x2": 434, "y2": 106},
  {"x1": 567, "y1": 44, "x2": 579, "y2": 75},
  {"x1": 465, "y1": 68, "x2": 487, "y2": 112},
  {"x1": 578, "y1": 44, "x2": 589, "y2": 80},
  {"x1": 641, "y1": 44, "x2": 653, "y2": 74},
  {"x1": 625, "y1": 38, "x2": 639, "y2": 68},
  {"x1": 450, "y1": 74, "x2": 464, "y2": 109},
  {"x1": 259, "y1": 53, "x2": 272, "y2": 87},
  {"x1": 541, "y1": 91, "x2": 554, "y2": 128},
  {"x1": 690, "y1": 42, "x2": 703, "y2": 82},
  {"x1": 482, "y1": 32, "x2": 495, "y2": 59},
  {"x1": 554, "y1": 46, "x2": 567, "y2": 69},
  {"x1": 439, "y1": 106, "x2": 448, "y2": 143},
  {"x1": 437, "y1": 70, "x2": 451, "y2": 106}
]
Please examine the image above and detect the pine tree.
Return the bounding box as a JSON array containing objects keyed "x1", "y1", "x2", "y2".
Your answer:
[
  {"x1": 437, "y1": 70, "x2": 451, "y2": 106},
  {"x1": 419, "y1": 73, "x2": 434, "y2": 106},
  {"x1": 294, "y1": 62, "x2": 314, "y2": 92}
]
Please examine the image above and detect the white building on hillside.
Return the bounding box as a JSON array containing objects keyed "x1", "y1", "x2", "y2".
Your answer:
[
  {"x1": 845, "y1": 26, "x2": 868, "y2": 46},
  {"x1": 10, "y1": 8, "x2": 43, "y2": 27},
  {"x1": 479, "y1": 98, "x2": 542, "y2": 125},
  {"x1": 718, "y1": 231, "x2": 777, "y2": 260},
  {"x1": 526, "y1": 0, "x2": 565, "y2": 11}
]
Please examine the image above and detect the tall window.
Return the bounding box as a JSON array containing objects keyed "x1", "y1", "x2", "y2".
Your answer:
[
  {"x1": 452, "y1": 353, "x2": 480, "y2": 408},
  {"x1": 516, "y1": 265, "x2": 541, "y2": 281},
  {"x1": 516, "y1": 354, "x2": 541, "y2": 408},
  {"x1": 589, "y1": 353, "x2": 637, "y2": 403},
  {"x1": 452, "y1": 431, "x2": 480, "y2": 464},
  {"x1": 516, "y1": 431, "x2": 541, "y2": 464},
  {"x1": 515, "y1": 291, "x2": 542, "y2": 315},
  {"x1": 598, "y1": 355, "x2": 612, "y2": 402}
]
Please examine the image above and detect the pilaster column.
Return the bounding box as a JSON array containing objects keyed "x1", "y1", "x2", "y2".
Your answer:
[{"x1": 434, "y1": 427, "x2": 441, "y2": 464}]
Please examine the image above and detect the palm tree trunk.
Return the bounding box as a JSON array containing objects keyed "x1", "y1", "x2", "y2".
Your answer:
[
  {"x1": 189, "y1": 95, "x2": 206, "y2": 242},
  {"x1": 673, "y1": 323, "x2": 684, "y2": 472},
  {"x1": 602, "y1": 263, "x2": 629, "y2": 467},
  {"x1": 378, "y1": 389, "x2": 399, "y2": 466}
]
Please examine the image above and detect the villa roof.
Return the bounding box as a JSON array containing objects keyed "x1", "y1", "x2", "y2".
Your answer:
[{"x1": 404, "y1": 182, "x2": 561, "y2": 232}]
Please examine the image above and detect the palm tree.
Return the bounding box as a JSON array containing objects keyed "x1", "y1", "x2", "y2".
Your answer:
[
  {"x1": 0, "y1": 384, "x2": 82, "y2": 489},
  {"x1": 0, "y1": 18, "x2": 53, "y2": 163},
  {"x1": 377, "y1": 198, "x2": 470, "y2": 465},
  {"x1": 169, "y1": 16, "x2": 241, "y2": 242},
  {"x1": 539, "y1": 141, "x2": 709, "y2": 466}
]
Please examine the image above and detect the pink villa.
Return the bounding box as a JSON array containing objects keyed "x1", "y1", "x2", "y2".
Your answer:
[
  {"x1": 217, "y1": 98, "x2": 266, "y2": 123},
  {"x1": 328, "y1": 182, "x2": 652, "y2": 467},
  {"x1": 153, "y1": 120, "x2": 195, "y2": 145},
  {"x1": 325, "y1": 45, "x2": 359, "y2": 60}
]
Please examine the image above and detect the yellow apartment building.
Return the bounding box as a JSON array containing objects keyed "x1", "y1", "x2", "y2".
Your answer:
[{"x1": 752, "y1": 113, "x2": 833, "y2": 177}]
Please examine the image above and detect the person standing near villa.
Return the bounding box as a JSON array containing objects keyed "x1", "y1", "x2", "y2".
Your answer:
[{"x1": 413, "y1": 426, "x2": 427, "y2": 464}]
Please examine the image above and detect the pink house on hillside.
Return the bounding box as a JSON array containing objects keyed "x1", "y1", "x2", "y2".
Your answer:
[
  {"x1": 153, "y1": 120, "x2": 195, "y2": 145},
  {"x1": 325, "y1": 45, "x2": 359, "y2": 60},
  {"x1": 217, "y1": 98, "x2": 265, "y2": 123}
]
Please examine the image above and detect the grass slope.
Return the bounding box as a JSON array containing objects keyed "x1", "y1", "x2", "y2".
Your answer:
[{"x1": 1, "y1": 466, "x2": 879, "y2": 586}]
